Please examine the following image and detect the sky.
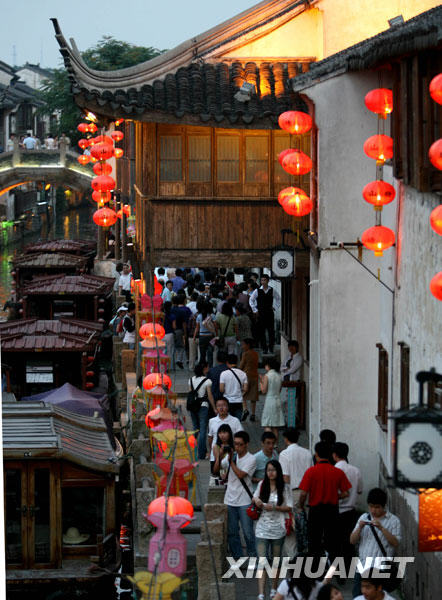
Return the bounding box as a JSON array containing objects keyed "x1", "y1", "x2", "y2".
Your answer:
[{"x1": 1, "y1": 0, "x2": 259, "y2": 69}]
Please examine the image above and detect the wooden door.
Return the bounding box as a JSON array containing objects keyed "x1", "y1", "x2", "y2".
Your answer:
[{"x1": 4, "y1": 462, "x2": 58, "y2": 569}]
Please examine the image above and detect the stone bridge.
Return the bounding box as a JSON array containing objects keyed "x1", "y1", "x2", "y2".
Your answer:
[{"x1": 0, "y1": 141, "x2": 93, "y2": 194}]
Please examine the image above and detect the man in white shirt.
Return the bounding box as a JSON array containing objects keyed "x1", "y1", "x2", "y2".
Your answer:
[
  {"x1": 354, "y1": 571, "x2": 396, "y2": 600},
  {"x1": 118, "y1": 263, "x2": 133, "y2": 301},
  {"x1": 332, "y1": 442, "x2": 363, "y2": 571},
  {"x1": 249, "y1": 274, "x2": 280, "y2": 354},
  {"x1": 221, "y1": 431, "x2": 256, "y2": 560},
  {"x1": 350, "y1": 488, "x2": 401, "y2": 598},
  {"x1": 207, "y1": 397, "x2": 243, "y2": 465},
  {"x1": 219, "y1": 354, "x2": 248, "y2": 421},
  {"x1": 280, "y1": 340, "x2": 303, "y2": 381},
  {"x1": 278, "y1": 427, "x2": 313, "y2": 553},
  {"x1": 161, "y1": 280, "x2": 173, "y2": 303}
]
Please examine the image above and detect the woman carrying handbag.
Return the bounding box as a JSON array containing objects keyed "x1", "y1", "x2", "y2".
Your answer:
[{"x1": 252, "y1": 460, "x2": 292, "y2": 600}]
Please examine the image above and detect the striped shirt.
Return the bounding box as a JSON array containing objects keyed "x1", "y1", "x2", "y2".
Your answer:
[{"x1": 353, "y1": 511, "x2": 401, "y2": 563}]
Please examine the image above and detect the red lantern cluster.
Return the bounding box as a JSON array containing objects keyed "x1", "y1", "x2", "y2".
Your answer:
[
  {"x1": 361, "y1": 87, "x2": 396, "y2": 257},
  {"x1": 277, "y1": 109, "x2": 313, "y2": 223},
  {"x1": 428, "y1": 73, "x2": 442, "y2": 300}
]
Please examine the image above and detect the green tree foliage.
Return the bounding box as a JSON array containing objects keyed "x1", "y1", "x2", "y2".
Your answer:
[{"x1": 38, "y1": 37, "x2": 164, "y2": 141}]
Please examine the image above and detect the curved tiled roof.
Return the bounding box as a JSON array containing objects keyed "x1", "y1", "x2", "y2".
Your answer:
[
  {"x1": 24, "y1": 238, "x2": 96, "y2": 255},
  {"x1": 22, "y1": 273, "x2": 114, "y2": 296},
  {"x1": 12, "y1": 252, "x2": 88, "y2": 269}
]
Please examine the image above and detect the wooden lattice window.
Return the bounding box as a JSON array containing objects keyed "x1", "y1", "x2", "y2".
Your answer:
[
  {"x1": 245, "y1": 135, "x2": 269, "y2": 183},
  {"x1": 188, "y1": 135, "x2": 211, "y2": 182},
  {"x1": 217, "y1": 135, "x2": 240, "y2": 182},
  {"x1": 159, "y1": 135, "x2": 183, "y2": 181},
  {"x1": 398, "y1": 341, "x2": 410, "y2": 409},
  {"x1": 376, "y1": 343, "x2": 388, "y2": 430}
]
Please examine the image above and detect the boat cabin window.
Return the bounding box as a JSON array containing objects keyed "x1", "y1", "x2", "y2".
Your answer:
[
  {"x1": 26, "y1": 361, "x2": 54, "y2": 394},
  {"x1": 62, "y1": 487, "x2": 105, "y2": 546}
]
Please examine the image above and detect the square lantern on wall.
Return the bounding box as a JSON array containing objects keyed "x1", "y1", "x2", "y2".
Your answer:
[
  {"x1": 271, "y1": 248, "x2": 295, "y2": 278},
  {"x1": 392, "y1": 405, "x2": 442, "y2": 488}
]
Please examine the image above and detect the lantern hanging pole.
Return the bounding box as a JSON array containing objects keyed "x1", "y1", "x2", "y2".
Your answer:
[{"x1": 336, "y1": 242, "x2": 394, "y2": 294}]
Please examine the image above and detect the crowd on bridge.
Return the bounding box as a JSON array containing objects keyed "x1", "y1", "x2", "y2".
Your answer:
[
  {"x1": 2, "y1": 131, "x2": 71, "y2": 153},
  {"x1": 111, "y1": 263, "x2": 402, "y2": 600}
]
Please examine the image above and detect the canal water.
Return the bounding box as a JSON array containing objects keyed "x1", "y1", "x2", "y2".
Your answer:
[{"x1": 0, "y1": 202, "x2": 95, "y2": 314}]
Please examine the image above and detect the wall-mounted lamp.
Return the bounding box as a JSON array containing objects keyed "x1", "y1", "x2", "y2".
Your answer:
[{"x1": 234, "y1": 82, "x2": 256, "y2": 103}]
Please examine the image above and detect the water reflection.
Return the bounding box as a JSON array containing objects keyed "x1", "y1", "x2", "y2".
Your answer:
[{"x1": 0, "y1": 204, "x2": 95, "y2": 312}]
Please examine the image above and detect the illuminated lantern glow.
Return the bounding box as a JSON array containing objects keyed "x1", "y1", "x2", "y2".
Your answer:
[
  {"x1": 111, "y1": 130, "x2": 124, "y2": 142},
  {"x1": 91, "y1": 142, "x2": 114, "y2": 161},
  {"x1": 93, "y1": 162, "x2": 113, "y2": 176},
  {"x1": 364, "y1": 88, "x2": 393, "y2": 117},
  {"x1": 78, "y1": 138, "x2": 89, "y2": 150},
  {"x1": 278, "y1": 148, "x2": 295, "y2": 167},
  {"x1": 430, "y1": 204, "x2": 442, "y2": 235},
  {"x1": 361, "y1": 225, "x2": 395, "y2": 256},
  {"x1": 85, "y1": 382, "x2": 94, "y2": 389},
  {"x1": 363, "y1": 135, "x2": 393, "y2": 164},
  {"x1": 278, "y1": 186, "x2": 313, "y2": 217},
  {"x1": 92, "y1": 190, "x2": 111, "y2": 203},
  {"x1": 87, "y1": 123, "x2": 98, "y2": 133},
  {"x1": 362, "y1": 180, "x2": 396, "y2": 210},
  {"x1": 93, "y1": 207, "x2": 118, "y2": 227},
  {"x1": 281, "y1": 149, "x2": 312, "y2": 176},
  {"x1": 147, "y1": 496, "x2": 194, "y2": 528},
  {"x1": 90, "y1": 156, "x2": 98, "y2": 163},
  {"x1": 278, "y1": 111, "x2": 312, "y2": 135},
  {"x1": 91, "y1": 174, "x2": 115, "y2": 192},
  {"x1": 187, "y1": 435, "x2": 197, "y2": 449},
  {"x1": 77, "y1": 155, "x2": 90, "y2": 165},
  {"x1": 114, "y1": 148, "x2": 124, "y2": 158},
  {"x1": 93, "y1": 134, "x2": 114, "y2": 145},
  {"x1": 143, "y1": 372, "x2": 172, "y2": 391},
  {"x1": 77, "y1": 123, "x2": 89, "y2": 133},
  {"x1": 139, "y1": 322, "x2": 165, "y2": 340},
  {"x1": 115, "y1": 119, "x2": 124, "y2": 126},
  {"x1": 428, "y1": 139, "x2": 442, "y2": 170},
  {"x1": 117, "y1": 205, "x2": 131, "y2": 219},
  {"x1": 430, "y1": 272, "x2": 442, "y2": 301},
  {"x1": 429, "y1": 74, "x2": 442, "y2": 105}
]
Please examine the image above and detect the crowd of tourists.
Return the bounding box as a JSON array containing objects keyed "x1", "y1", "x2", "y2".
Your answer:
[
  {"x1": 112, "y1": 264, "x2": 401, "y2": 600},
  {"x1": 2, "y1": 132, "x2": 71, "y2": 152}
]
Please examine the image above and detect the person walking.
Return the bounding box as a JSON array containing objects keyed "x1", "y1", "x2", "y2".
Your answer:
[
  {"x1": 122, "y1": 302, "x2": 136, "y2": 349},
  {"x1": 215, "y1": 302, "x2": 237, "y2": 355},
  {"x1": 219, "y1": 354, "x2": 248, "y2": 421},
  {"x1": 260, "y1": 358, "x2": 284, "y2": 438},
  {"x1": 188, "y1": 361, "x2": 216, "y2": 460},
  {"x1": 280, "y1": 340, "x2": 303, "y2": 381},
  {"x1": 249, "y1": 274, "x2": 280, "y2": 354},
  {"x1": 187, "y1": 310, "x2": 200, "y2": 370},
  {"x1": 208, "y1": 351, "x2": 229, "y2": 401},
  {"x1": 332, "y1": 442, "x2": 363, "y2": 571},
  {"x1": 172, "y1": 295, "x2": 189, "y2": 369},
  {"x1": 252, "y1": 431, "x2": 279, "y2": 489},
  {"x1": 221, "y1": 431, "x2": 257, "y2": 560},
  {"x1": 163, "y1": 301, "x2": 176, "y2": 369},
  {"x1": 273, "y1": 557, "x2": 324, "y2": 600},
  {"x1": 279, "y1": 427, "x2": 313, "y2": 554},
  {"x1": 194, "y1": 299, "x2": 216, "y2": 367},
  {"x1": 211, "y1": 423, "x2": 234, "y2": 479},
  {"x1": 299, "y1": 442, "x2": 352, "y2": 564},
  {"x1": 118, "y1": 263, "x2": 133, "y2": 302},
  {"x1": 207, "y1": 397, "x2": 243, "y2": 473},
  {"x1": 353, "y1": 572, "x2": 396, "y2": 600},
  {"x1": 239, "y1": 338, "x2": 259, "y2": 421},
  {"x1": 252, "y1": 460, "x2": 292, "y2": 600},
  {"x1": 350, "y1": 488, "x2": 401, "y2": 598}
]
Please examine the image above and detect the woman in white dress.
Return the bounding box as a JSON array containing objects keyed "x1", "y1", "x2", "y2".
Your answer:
[{"x1": 260, "y1": 358, "x2": 284, "y2": 438}]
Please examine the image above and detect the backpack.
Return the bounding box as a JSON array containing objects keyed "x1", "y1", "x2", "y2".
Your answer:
[
  {"x1": 202, "y1": 315, "x2": 216, "y2": 334},
  {"x1": 186, "y1": 377, "x2": 209, "y2": 413}
]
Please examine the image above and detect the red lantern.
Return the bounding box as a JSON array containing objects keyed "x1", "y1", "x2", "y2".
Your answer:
[
  {"x1": 278, "y1": 111, "x2": 312, "y2": 135},
  {"x1": 111, "y1": 130, "x2": 124, "y2": 142},
  {"x1": 85, "y1": 382, "x2": 94, "y2": 389},
  {"x1": 428, "y1": 139, "x2": 442, "y2": 170},
  {"x1": 143, "y1": 373, "x2": 172, "y2": 391},
  {"x1": 91, "y1": 142, "x2": 114, "y2": 161},
  {"x1": 139, "y1": 322, "x2": 165, "y2": 340},
  {"x1": 145, "y1": 407, "x2": 161, "y2": 429},
  {"x1": 87, "y1": 123, "x2": 98, "y2": 133},
  {"x1": 92, "y1": 190, "x2": 111, "y2": 204},
  {"x1": 93, "y1": 162, "x2": 113, "y2": 176},
  {"x1": 86, "y1": 370, "x2": 94, "y2": 377},
  {"x1": 114, "y1": 148, "x2": 124, "y2": 159},
  {"x1": 77, "y1": 123, "x2": 89, "y2": 133},
  {"x1": 363, "y1": 135, "x2": 393, "y2": 164},
  {"x1": 77, "y1": 155, "x2": 90, "y2": 165},
  {"x1": 93, "y1": 134, "x2": 114, "y2": 145},
  {"x1": 278, "y1": 148, "x2": 295, "y2": 167},
  {"x1": 91, "y1": 175, "x2": 115, "y2": 192},
  {"x1": 429, "y1": 74, "x2": 442, "y2": 105},
  {"x1": 115, "y1": 119, "x2": 124, "y2": 126},
  {"x1": 364, "y1": 88, "x2": 393, "y2": 117},
  {"x1": 430, "y1": 204, "x2": 442, "y2": 236},
  {"x1": 281, "y1": 149, "x2": 312, "y2": 176},
  {"x1": 362, "y1": 180, "x2": 396, "y2": 209},
  {"x1": 117, "y1": 205, "x2": 131, "y2": 219},
  {"x1": 278, "y1": 187, "x2": 313, "y2": 217},
  {"x1": 78, "y1": 138, "x2": 89, "y2": 150},
  {"x1": 361, "y1": 225, "x2": 395, "y2": 256},
  {"x1": 93, "y1": 207, "x2": 118, "y2": 227},
  {"x1": 90, "y1": 156, "x2": 98, "y2": 163},
  {"x1": 429, "y1": 272, "x2": 442, "y2": 301},
  {"x1": 147, "y1": 496, "x2": 194, "y2": 528}
]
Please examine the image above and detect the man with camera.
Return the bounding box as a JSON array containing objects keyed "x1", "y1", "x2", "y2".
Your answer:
[{"x1": 221, "y1": 431, "x2": 257, "y2": 560}]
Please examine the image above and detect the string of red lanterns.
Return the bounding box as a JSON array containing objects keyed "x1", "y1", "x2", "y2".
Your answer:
[
  {"x1": 428, "y1": 74, "x2": 442, "y2": 300},
  {"x1": 361, "y1": 88, "x2": 396, "y2": 257}
]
